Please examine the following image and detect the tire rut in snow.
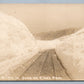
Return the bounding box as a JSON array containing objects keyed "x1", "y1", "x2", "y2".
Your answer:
[
  {"x1": 40, "y1": 49, "x2": 55, "y2": 77},
  {"x1": 52, "y1": 50, "x2": 71, "y2": 80},
  {"x1": 20, "y1": 50, "x2": 49, "y2": 79},
  {"x1": 19, "y1": 49, "x2": 71, "y2": 80}
]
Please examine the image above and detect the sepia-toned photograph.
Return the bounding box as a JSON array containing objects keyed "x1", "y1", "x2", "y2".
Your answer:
[{"x1": 0, "y1": 4, "x2": 84, "y2": 81}]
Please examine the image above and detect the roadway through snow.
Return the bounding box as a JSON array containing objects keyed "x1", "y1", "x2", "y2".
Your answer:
[{"x1": 20, "y1": 49, "x2": 71, "y2": 80}]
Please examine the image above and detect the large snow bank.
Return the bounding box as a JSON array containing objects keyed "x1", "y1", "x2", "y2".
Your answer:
[
  {"x1": 56, "y1": 28, "x2": 84, "y2": 80},
  {"x1": 0, "y1": 12, "x2": 38, "y2": 79}
]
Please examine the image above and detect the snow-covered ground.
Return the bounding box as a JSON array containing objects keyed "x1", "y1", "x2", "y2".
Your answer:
[
  {"x1": 37, "y1": 39, "x2": 61, "y2": 51},
  {"x1": 56, "y1": 28, "x2": 84, "y2": 80},
  {"x1": 0, "y1": 12, "x2": 39, "y2": 79}
]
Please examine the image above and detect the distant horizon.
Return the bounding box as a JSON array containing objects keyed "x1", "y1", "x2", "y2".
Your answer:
[{"x1": 0, "y1": 4, "x2": 84, "y2": 33}]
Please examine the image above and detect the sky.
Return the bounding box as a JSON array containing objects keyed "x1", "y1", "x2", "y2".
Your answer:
[{"x1": 0, "y1": 4, "x2": 84, "y2": 33}]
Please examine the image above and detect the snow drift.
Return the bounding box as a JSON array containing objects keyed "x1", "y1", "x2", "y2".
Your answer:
[
  {"x1": 37, "y1": 39, "x2": 61, "y2": 51},
  {"x1": 56, "y1": 28, "x2": 84, "y2": 80},
  {"x1": 0, "y1": 11, "x2": 84, "y2": 80},
  {"x1": 0, "y1": 12, "x2": 38, "y2": 79}
]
